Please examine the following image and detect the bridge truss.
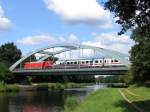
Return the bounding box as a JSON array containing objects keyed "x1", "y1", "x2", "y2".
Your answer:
[{"x1": 9, "y1": 44, "x2": 130, "y2": 75}]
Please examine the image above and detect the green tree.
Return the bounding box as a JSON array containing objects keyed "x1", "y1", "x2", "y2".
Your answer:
[
  {"x1": 121, "y1": 69, "x2": 134, "y2": 84},
  {"x1": 104, "y1": 0, "x2": 150, "y2": 35},
  {"x1": 104, "y1": 0, "x2": 150, "y2": 83},
  {"x1": 0, "y1": 62, "x2": 13, "y2": 83},
  {"x1": 0, "y1": 43, "x2": 21, "y2": 83},
  {"x1": 130, "y1": 28, "x2": 150, "y2": 83},
  {"x1": 0, "y1": 42, "x2": 22, "y2": 66}
]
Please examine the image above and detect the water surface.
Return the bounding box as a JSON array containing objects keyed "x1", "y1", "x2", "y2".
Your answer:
[{"x1": 0, "y1": 84, "x2": 105, "y2": 112}]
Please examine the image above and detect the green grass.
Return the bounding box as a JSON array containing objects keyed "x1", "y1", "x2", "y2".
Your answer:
[{"x1": 74, "y1": 88, "x2": 137, "y2": 112}]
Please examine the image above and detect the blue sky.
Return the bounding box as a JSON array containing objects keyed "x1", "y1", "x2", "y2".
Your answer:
[{"x1": 0, "y1": 0, "x2": 134, "y2": 54}]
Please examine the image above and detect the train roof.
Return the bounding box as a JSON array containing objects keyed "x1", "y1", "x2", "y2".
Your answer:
[{"x1": 58, "y1": 57, "x2": 114, "y2": 61}]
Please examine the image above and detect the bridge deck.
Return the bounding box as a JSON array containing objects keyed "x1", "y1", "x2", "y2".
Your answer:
[{"x1": 12, "y1": 66, "x2": 128, "y2": 75}]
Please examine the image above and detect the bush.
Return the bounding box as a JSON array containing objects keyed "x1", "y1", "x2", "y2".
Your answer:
[
  {"x1": 6, "y1": 84, "x2": 19, "y2": 92},
  {"x1": 0, "y1": 62, "x2": 14, "y2": 83},
  {"x1": 0, "y1": 82, "x2": 19, "y2": 92},
  {"x1": 0, "y1": 82, "x2": 6, "y2": 91},
  {"x1": 64, "y1": 96, "x2": 78, "y2": 112},
  {"x1": 122, "y1": 69, "x2": 134, "y2": 85},
  {"x1": 48, "y1": 83, "x2": 64, "y2": 90}
]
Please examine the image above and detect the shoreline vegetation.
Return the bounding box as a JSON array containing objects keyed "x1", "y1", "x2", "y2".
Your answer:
[
  {"x1": 0, "y1": 82, "x2": 91, "y2": 92},
  {"x1": 65, "y1": 86, "x2": 150, "y2": 112},
  {"x1": 0, "y1": 82, "x2": 19, "y2": 92}
]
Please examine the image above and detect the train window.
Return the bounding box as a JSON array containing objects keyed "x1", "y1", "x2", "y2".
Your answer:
[
  {"x1": 100, "y1": 60, "x2": 102, "y2": 63},
  {"x1": 82, "y1": 61, "x2": 84, "y2": 64},
  {"x1": 104, "y1": 60, "x2": 106, "y2": 63},
  {"x1": 86, "y1": 61, "x2": 89, "y2": 64},
  {"x1": 95, "y1": 60, "x2": 98, "y2": 63},
  {"x1": 90, "y1": 61, "x2": 93, "y2": 64},
  {"x1": 67, "y1": 62, "x2": 70, "y2": 64},
  {"x1": 114, "y1": 59, "x2": 118, "y2": 62},
  {"x1": 111, "y1": 60, "x2": 113, "y2": 62},
  {"x1": 74, "y1": 62, "x2": 77, "y2": 64},
  {"x1": 71, "y1": 62, "x2": 73, "y2": 64}
]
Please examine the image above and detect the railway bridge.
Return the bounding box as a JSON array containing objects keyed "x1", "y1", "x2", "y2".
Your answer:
[{"x1": 9, "y1": 44, "x2": 130, "y2": 75}]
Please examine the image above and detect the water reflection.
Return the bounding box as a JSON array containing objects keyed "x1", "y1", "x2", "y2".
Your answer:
[{"x1": 0, "y1": 84, "x2": 104, "y2": 112}]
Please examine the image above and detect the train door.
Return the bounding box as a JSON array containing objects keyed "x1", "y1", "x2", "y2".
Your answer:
[{"x1": 104, "y1": 58, "x2": 111, "y2": 66}]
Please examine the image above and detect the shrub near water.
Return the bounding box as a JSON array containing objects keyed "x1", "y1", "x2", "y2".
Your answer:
[
  {"x1": 48, "y1": 83, "x2": 85, "y2": 90},
  {"x1": 48, "y1": 83, "x2": 65, "y2": 90},
  {"x1": 0, "y1": 82, "x2": 6, "y2": 91},
  {"x1": 0, "y1": 82, "x2": 19, "y2": 92},
  {"x1": 6, "y1": 84, "x2": 19, "y2": 92},
  {"x1": 64, "y1": 96, "x2": 78, "y2": 112}
]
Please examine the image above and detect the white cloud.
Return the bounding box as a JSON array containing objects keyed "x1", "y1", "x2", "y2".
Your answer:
[
  {"x1": 44, "y1": 0, "x2": 112, "y2": 28},
  {"x1": 67, "y1": 34, "x2": 79, "y2": 43},
  {"x1": 17, "y1": 35, "x2": 56, "y2": 45},
  {"x1": 82, "y1": 32, "x2": 134, "y2": 54},
  {"x1": 94, "y1": 32, "x2": 133, "y2": 45},
  {"x1": 0, "y1": 6, "x2": 12, "y2": 30},
  {"x1": 17, "y1": 33, "x2": 134, "y2": 54},
  {"x1": 17, "y1": 34, "x2": 79, "y2": 45}
]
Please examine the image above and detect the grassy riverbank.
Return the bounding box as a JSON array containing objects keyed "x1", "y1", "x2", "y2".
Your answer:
[{"x1": 73, "y1": 86, "x2": 150, "y2": 112}]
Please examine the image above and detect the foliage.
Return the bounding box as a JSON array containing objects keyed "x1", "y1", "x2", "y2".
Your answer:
[
  {"x1": 64, "y1": 96, "x2": 78, "y2": 112},
  {"x1": 0, "y1": 42, "x2": 22, "y2": 83},
  {"x1": 0, "y1": 82, "x2": 19, "y2": 92},
  {"x1": 104, "y1": 0, "x2": 150, "y2": 35},
  {"x1": 0, "y1": 62, "x2": 14, "y2": 83},
  {"x1": 26, "y1": 76, "x2": 32, "y2": 83},
  {"x1": 0, "y1": 42, "x2": 22, "y2": 66},
  {"x1": 130, "y1": 28, "x2": 150, "y2": 83},
  {"x1": 48, "y1": 83, "x2": 85, "y2": 90},
  {"x1": 98, "y1": 76, "x2": 123, "y2": 83},
  {"x1": 5, "y1": 84, "x2": 19, "y2": 92},
  {"x1": 120, "y1": 70, "x2": 134, "y2": 85}
]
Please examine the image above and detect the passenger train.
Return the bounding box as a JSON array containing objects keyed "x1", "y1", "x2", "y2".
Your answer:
[{"x1": 23, "y1": 58, "x2": 124, "y2": 69}]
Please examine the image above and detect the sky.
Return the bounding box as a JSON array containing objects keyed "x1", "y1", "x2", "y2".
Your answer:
[{"x1": 0, "y1": 0, "x2": 134, "y2": 55}]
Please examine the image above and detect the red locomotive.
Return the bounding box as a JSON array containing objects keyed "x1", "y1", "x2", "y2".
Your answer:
[{"x1": 24, "y1": 61, "x2": 53, "y2": 69}]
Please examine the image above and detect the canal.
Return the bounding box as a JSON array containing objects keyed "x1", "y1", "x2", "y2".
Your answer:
[{"x1": 0, "y1": 84, "x2": 105, "y2": 112}]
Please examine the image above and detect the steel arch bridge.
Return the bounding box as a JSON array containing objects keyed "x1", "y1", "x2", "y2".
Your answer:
[{"x1": 10, "y1": 44, "x2": 130, "y2": 75}]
